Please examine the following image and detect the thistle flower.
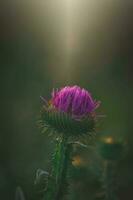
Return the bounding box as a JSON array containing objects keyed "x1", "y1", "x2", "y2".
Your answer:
[
  {"x1": 52, "y1": 86, "x2": 100, "y2": 119},
  {"x1": 98, "y1": 137, "x2": 126, "y2": 160},
  {"x1": 40, "y1": 85, "x2": 100, "y2": 137},
  {"x1": 39, "y1": 86, "x2": 101, "y2": 200}
]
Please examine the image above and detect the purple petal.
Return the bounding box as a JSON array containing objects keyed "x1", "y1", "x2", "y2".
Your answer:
[{"x1": 50, "y1": 85, "x2": 100, "y2": 119}]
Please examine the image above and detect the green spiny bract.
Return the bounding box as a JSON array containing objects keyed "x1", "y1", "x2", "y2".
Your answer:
[{"x1": 40, "y1": 106, "x2": 95, "y2": 137}]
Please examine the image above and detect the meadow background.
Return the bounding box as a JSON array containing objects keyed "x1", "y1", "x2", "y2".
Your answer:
[{"x1": 0, "y1": 0, "x2": 133, "y2": 199}]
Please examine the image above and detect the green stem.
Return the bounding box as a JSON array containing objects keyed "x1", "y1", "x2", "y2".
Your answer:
[
  {"x1": 44, "y1": 135, "x2": 71, "y2": 200},
  {"x1": 103, "y1": 160, "x2": 118, "y2": 200}
]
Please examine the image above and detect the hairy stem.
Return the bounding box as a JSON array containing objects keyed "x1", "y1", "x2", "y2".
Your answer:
[{"x1": 44, "y1": 135, "x2": 71, "y2": 200}]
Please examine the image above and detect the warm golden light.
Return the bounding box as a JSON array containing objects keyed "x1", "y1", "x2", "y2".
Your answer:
[
  {"x1": 19, "y1": 0, "x2": 114, "y2": 81},
  {"x1": 72, "y1": 155, "x2": 86, "y2": 167},
  {"x1": 14, "y1": 0, "x2": 128, "y2": 83},
  {"x1": 103, "y1": 137, "x2": 114, "y2": 144}
]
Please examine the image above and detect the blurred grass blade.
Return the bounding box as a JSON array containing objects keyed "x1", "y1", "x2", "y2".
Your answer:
[
  {"x1": 34, "y1": 168, "x2": 49, "y2": 186},
  {"x1": 15, "y1": 186, "x2": 26, "y2": 200}
]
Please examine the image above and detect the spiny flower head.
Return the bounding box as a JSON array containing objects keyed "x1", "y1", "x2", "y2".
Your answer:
[
  {"x1": 40, "y1": 85, "x2": 100, "y2": 137},
  {"x1": 51, "y1": 86, "x2": 100, "y2": 119}
]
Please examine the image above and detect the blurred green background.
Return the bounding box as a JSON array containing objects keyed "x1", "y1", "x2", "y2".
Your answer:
[{"x1": 0, "y1": 0, "x2": 133, "y2": 199}]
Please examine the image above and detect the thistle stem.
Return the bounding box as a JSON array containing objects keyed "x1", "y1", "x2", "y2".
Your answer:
[
  {"x1": 102, "y1": 160, "x2": 118, "y2": 200},
  {"x1": 44, "y1": 135, "x2": 71, "y2": 200}
]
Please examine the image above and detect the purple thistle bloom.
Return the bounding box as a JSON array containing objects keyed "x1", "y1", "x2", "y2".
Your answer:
[{"x1": 51, "y1": 86, "x2": 100, "y2": 119}]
